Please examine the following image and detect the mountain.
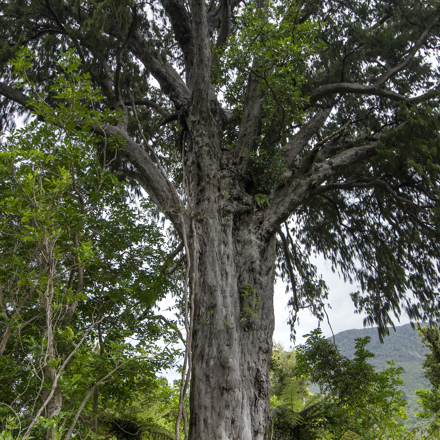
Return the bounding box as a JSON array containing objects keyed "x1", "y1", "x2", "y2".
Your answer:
[{"x1": 324, "y1": 323, "x2": 431, "y2": 428}]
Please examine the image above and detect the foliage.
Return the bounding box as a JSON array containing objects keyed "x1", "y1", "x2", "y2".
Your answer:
[
  {"x1": 294, "y1": 329, "x2": 413, "y2": 439},
  {"x1": 0, "y1": 51, "x2": 178, "y2": 439},
  {"x1": 270, "y1": 344, "x2": 327, "y2": 440},
  {"x1": 325, "y1": 323, "x2": 430, "y2": 430},
  {"x1": 213, "y1": 0, "x2": 322, "y2": 127},
  {"x1": 416, "y1": 323, "x2": 440, "y2": 436}
]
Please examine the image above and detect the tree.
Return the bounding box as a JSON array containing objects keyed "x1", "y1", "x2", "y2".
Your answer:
[
  {"x1": 0, "y1": 53, "x2": 177, "y2": 440},
  {"x1": 295, "y1": 329, "x2": 413, "y2": 440},
  {"x1": 416, "y1": 323, "x2": 440, "y2": 436},
  {"x1": 1, "y1": 1, "x2": 440, "y2": 438}
]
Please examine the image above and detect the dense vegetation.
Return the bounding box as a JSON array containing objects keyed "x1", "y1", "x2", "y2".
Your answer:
[
  {"x1": 270, "y1": 325, "x2": 440, "y2": 439},
  {"x1": 0, "y1": 54, "x2": 181, "y2": 440},
  {"x1": 329, "y1": 323, "x2": 431, "y2": 429},
  {"x1": 1, "y1": 0, "x2": 440, "y2": 438}
]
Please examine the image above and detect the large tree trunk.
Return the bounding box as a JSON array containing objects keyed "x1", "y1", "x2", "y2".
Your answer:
[{"x1": 187, "y1": 114, "x2": 276, "y2": 440}]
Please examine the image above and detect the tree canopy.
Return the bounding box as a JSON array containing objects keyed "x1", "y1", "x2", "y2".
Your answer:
[
  {"x1": 1, "y1": 0, "x2": 440, "y2": 438},
  {"x1": 1, "y1": 0, "x2": 439, "y2": 333}
]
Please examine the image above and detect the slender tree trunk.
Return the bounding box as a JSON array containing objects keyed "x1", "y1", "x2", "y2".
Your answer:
[{"x1": 187, "y1": 113, "x2": 276, "y2": 440}]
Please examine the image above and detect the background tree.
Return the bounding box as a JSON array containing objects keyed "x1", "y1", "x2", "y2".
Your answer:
[
  {"x1": 0, "y1": 52, "x2": 177, "y2": 440},
  {"x1": 269, "y1": 344, "x2": 327, "y2": 440},
  {"x1": 416, "y1": 323, "x2": 440, "y2": 437},
  {"x1": 294, "y1": 329, "x2": 415, "y2": 440},
  {"x1": 1, "y1": 0, "x2": 440, "y2": 438}
]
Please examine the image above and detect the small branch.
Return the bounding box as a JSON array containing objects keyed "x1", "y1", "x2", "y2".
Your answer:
[
  {"x1": 123, "y1": 99, "x2": 170, "y2": 118},
  {"x1": 129, "y1": 92, "x2": 168, "y2": 177},
  {"x1": 168, "y1": 241, "x2": 185, "y2": 260},
  {"x1": 323, "y1": 307, "x2": 336, "y2": 346},
  {"x1": 114, "y1": 7, "x2": 137, "y2": 106}
]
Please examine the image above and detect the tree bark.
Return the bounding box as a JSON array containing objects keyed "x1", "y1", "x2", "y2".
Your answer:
[
  {"x1": 190, "y1": 217, "x2": 276, "y2": 440},
  {"x1": 186, "y1": 110, "x2": 276, "y2": 440}
]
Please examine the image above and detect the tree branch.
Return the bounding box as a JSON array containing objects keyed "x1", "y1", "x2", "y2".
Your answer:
[
  {"x1": 216, "y1": 0, "x2": 232, "y2": 49},
  {"x1": 374, "y1": 13, "x2": 440, "y2": 87},
  {"x1": 124, "y1": 99, "x2": 171, "y2": 118},
  {"x1": 0, "y1": 82, "x2": 35, "y2": 111},
  {"x1": 236, "y1": 72, "x2": 262, "y2": 170},
  {"x1": 283, "y1": 108, "x2": 332, "y2": 171},
  {"x1": 263, "y1": 142, "x2": 379, "y2": 232},
  {"x1": 160, "y1": 0, "x2": 195, "y2": 77},
  {"x1": 310, "y1": 176, "x2": 433, "y2": 211},
  {"x1": 22, "y1": 316, "x2": 105, "y2": 440},
  {"x1": 189, "y1": 0, "x2": 211, "y2": 108},
  {"x1": 102, "y1": 124, "x2": 186, "y2": 238},
  {"x1": 0, "y1": 80, "x2": 185, "y2": 237},
  {"x1": 63, "y1": 357, "x2": 143, "y2": 440},
  {"x1": 125, "y1": 30, "x2": 191, "y2": 108},
  {"x1": 309, "y1": 83, "x2": 410, "y2": 106}
]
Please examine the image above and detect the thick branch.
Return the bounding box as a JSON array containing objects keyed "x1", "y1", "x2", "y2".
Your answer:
[
  {"x1": 0, "y1": 81, "x2": 185, "y2": 236},
  {"x1": 189, "y1": 0, "x2": 211, "y2": 108},
  {"x1": 309, "y1": 83, "x2": 409, "y2": 105},
  {"x1": 263, "y1": 142, "x2": 379, "y2": 232},
  {"x1": 0, "y1": 82, "x2": 35, "y2": 111},
  {"x1": 207, "y1": 6, "x2": 222, "y2": 35},
  {"x1": 216, "y1": 0, "x2": 232, "y2": 49},
  {"x1": 236, "y1": 72, "x2": 261, "y2": 170},
  {"x1": 126, "y1": 30, "x2": 190, "y2": 108},
  {"x1": 102, "y1": 124, "x2": 186, "y2": 237},
  {"x1": 160, "y1": 0, "x2": 195, "y2": 78},
  {"x1": 283, "y1": 108, "x2": 332, "y2": 171}
]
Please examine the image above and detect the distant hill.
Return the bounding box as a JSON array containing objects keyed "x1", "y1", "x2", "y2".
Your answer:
[{"x1": 317, "y1": 323, "x2": 431, "y2": 428}]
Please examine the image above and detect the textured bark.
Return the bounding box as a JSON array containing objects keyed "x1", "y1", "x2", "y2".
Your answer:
[
  {"x1": 184, "y1": 104, "x2": 276, "y2": 439},
  {"x1": 190, "y1": 218, "x2": 275, "y2": 440}
]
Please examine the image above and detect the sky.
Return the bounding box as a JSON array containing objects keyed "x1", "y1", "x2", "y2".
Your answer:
[{"x1": 273, "y1": 257, "x2": 412, "y2": 349}]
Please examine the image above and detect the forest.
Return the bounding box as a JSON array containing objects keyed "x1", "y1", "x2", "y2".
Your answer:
[{"x1": 1, "y1": 0, "x2": 440, "y2": 439}]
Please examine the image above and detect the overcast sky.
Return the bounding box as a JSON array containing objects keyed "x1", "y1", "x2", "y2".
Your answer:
[{"x1": 273, "y1": 257, "x2": 413, "y2": 349}]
